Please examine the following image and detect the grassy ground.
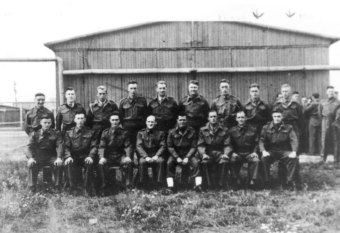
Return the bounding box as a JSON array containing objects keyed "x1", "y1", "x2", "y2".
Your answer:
[{"x1": 0, "y1": 131, "x2": 340, "y2": 233}]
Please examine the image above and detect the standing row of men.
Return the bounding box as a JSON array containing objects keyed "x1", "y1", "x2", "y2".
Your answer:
[{"x1": 24, "y1": 79, "x2": 340, "y2": 193}]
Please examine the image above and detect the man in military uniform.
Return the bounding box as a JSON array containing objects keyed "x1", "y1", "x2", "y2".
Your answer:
[
  {"x1": 64, "y1": 112, "x2": 97, "y2": 194},
  {"x1": 98, "y1": 112, "x2": 133, "y2": 190},
  {"x1": 292, "y1": 91, "x2": 300, "y2": 103},
  {"x1": 24, "y1": 93, "x2": 55, "y2": 135},
  {"x1": 211, "y1": 79, "x2": 242, "y2": 128},
  {"x1": 272, "y1": 84, "x2": 303, "y2": 186},
  {"x1": 272, "y1": 84, "x2": 304, "y2": 138},
  {"x1": 197, "y1": 110, "x2": 230, "y2": 189},
  {"x1": 148, "y1": 80, "x2": 178, "y2": 133},
  {"x1": 56, "y1": 87, "x2": 86, "y2": 136},
  {"x1": 166, "y1": 114, "x2": 202, "y2": 192},
  {"x1": 26, "y1": 114, "x2": 63, "y2": 192},
  {"x1": 226, "y1": 111, "x2": 261, "y2": 189},
  {"x1": 119, "y1": 80, "x2": 148, "y2": 150},
  {"x1": 304, "y1": 93, "x2": 321, "y2": 155},
  {"x1": 136, "y1": 115, "x2": 166, "y2": 189},
  {"x1": 332, "y1": 106, "x2": 340, "y2": 164},
  {"x1": 243, "y1": 83, "x2": 271, "y2": 134},
  {"x1": 260, "y1": 109, "x2": 299, "y2": 189},
  {"x1": 178, "y1": 80, "x2": 210, "y2": 133},
  {"x1": 86, "y1": 85, "x2": 118, "y2": 143},
  {"x1": 320, "y1": 86, "x2": 340, "y2": 161}
]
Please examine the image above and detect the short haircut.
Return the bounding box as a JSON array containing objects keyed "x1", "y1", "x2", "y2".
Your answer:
[
  {"x1": 249, "y1": 83, "x2": 260, "y2": 89},
  {"x1": 74, "y1": 111, "x2": 86, "y2": 117},
  {"x1": 128, "y1": 80, "x2": 138, "y2": 85},
  {"x1": 178, "y1": 113, "x2": 187, "y2": 118},
  {"x1": 220, "y1": 79, "x2": 230, "y2": 85},
  {"x1": 35, "y1": 93, "x2": 45, "y2": 98},
  {"x1": 327, "y1": 85, "x2": 334, "y2": 90},
  {"x1": 146, "y1": 115, "x2": 156, "y2": 121},
  {"x1": 208, "y1": 110, "x2": 218, "y2": 116},
  {"x1": 272, "y1": 108, "x2": 283, "y2": 115},
  {"x1": 236, "y1": 110, "x2": 245, "y2": 116},
  {"x1": 312, "y1": 93, "x2": 320, "y2": 99},
  {"x1": 189, "y1": 80, "x2": 199, "y2": 86},
  {"x1": 109, "y1": 111, "x2": 120, "y2": 119},
  {"x1": 65, "y1": 87, "x2": 75, "y2": 92},
  {"x1": 281, "y1": 83, "x2": 291, "y2": 89},
  {"x1": 156, "y1": 80, "x2": 167, "y2": 87},
  {"x1": 292, "y1": 91, "x2": 299, "y2": 95},
  {"x1": 40, "y1": 114, "x2": 52, "y2": 120},
  {"x1": 97, "y1": 85, "x2": 107, "y2": 93}
]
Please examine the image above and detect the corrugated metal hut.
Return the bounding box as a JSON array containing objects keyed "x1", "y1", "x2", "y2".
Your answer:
[{"x1": 45, "y1": 21, "x2": 339, "y2": 107}]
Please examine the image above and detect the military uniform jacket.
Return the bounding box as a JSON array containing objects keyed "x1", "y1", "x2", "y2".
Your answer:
[
  {"x1": 167, "y1": 126, "x2": 197, "y2": 159},
  {"x1": 272, "y1": 100, "x2": 304, "y2": 133},
  {"x1": 259, "y1": 122, "x2": 298, "y2": 153},
  {"x1": 119, "y1": 96, "x2": 147, "y2": 130},
  {"x1": 148, "y1": 96, "x2": 178, "y2": 132},
  {"x1": 211, "y1": 95, "x2": 242, "y2": 128},
  {"x1": 27, "y1": 129, "x2": 63, "y2": 160},
  {"x1": 304, "y1": 100, "x2": 321, "y2": 126},
  {"x1": 226, "y1": 124, "x2": 259, "y2": 155},
  {"x1": 319, "y1": 97, "x2": 340, "y2": 120},
  {"x1": 178, "y1": 95, "x2": 210, "y2": 130},
  {"x1": 86, "y1": 99, "x2": 118, "y2": 129},
  {"x1": 197, "y1": 123, "x2": 230, "y2": 155},
  {"x1": 136, "y1": 128, "x2": 166, "y2": 158},
  {"x1": 244, "y1": 99, "x2": 271, "y2": 127},
  {"x1": 24, "y1": 106, "x2": 55, "y2": 135},
  {"x1": 64, "y1": 126, "x2": 97, "y2": 159},
  {"x1": 98, "y1": 127, "x2": 132, "y2": 161},
  {"x1": 56, "y1": 103, "x2": 86, "y2": 132}
]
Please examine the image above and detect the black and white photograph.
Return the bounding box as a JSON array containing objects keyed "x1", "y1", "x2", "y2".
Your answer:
[{"x1": 0, "y1": 0, "x2": 340, "y2": 232}]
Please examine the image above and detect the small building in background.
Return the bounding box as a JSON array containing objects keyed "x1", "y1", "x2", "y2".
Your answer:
[{"x1": 45, "y1": 21, "x2": 339, "y2": 107}]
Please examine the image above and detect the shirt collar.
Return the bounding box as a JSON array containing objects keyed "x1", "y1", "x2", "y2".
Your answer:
[
  {"x1": 95, "y1": 99, "x2": 108, "y2": 106},
  {"x1": 66, "y1": 102, "x2": 76, "y2": 108}
]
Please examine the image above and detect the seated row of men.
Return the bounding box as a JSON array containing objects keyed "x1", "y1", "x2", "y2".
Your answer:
[{"x1": 27, "y1": 107, "x2": 299, "y2": 194}]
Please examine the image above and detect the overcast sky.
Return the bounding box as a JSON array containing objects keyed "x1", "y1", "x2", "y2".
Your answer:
[{"x1": 0, "y1": 0, "x2": 339, "y2": 102}]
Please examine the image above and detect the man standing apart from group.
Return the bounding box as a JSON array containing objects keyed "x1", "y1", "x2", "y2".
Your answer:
[
  {"x1": 24, "y1": 93, "x2": 55, "y2": 135},
  {"x1": 319, "y1": 86, "x2": 340, "y2": 162},
  {"x1": 211, "y1": 79, "x2": 242, "y2": 129}
]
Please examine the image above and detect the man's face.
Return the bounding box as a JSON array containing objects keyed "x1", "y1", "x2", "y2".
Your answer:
[
  {"x1": 249, "y1": 87, "x2": 260, "y2": 100},
  {"x1": 35, "y1": 95, "x2": 45, "y2": 108},
  {"x1": 146, "y1": 116, "x2": 156, "y2": 129},
  {"x1": 156, "y1": 84, "x2": 167, "y2": 97},
  {"x1": 272, "y1": 113, "x2": 283, "y2": 124},
  {"x1": 188, "y1": 84, "x2": 198, "y2": 96},
  {"x1": 177, "y1": 116, "x2": 187, "y2": 128},
  {"x1": 40, "y1": 118, "x2": 52, "y2": 130},
  {"x1": 74, "y1": 114, "x2": 86, "y2": 127},
  {"x1": 220, "y1": 82, "x2": 230, "y2": 96},
  {"x1": 326, "y1": 88, "x2": 335, "y2": 99},
  {"x1": 97, "y1": 89, "x2": 107, "y2": 102},
  {"x1": 236, "y1": 112, "x2": 246, "y2": 126},
  {"x1": 292, "y1": 94, "x2": 300, "y2": 102},
  {"x1": 281, "y1": 87, "x2": 291, "y2": 100},
  {"x1": 110, "y1": 115, "x2": 120, "y2": 128},
  {"x1": 208, "y1": 111, "x2": 218, "y2": 124},
  {"x1": 65, "y1": 90, "x2": 76, "y2": 103},
  {"x1": 128, "y1": 84, "x2": 138, "y2": 97}
]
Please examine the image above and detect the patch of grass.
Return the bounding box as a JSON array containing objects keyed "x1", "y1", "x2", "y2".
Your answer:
[{"x1": 0, "y1": 156, "x2": 340, "y2": 232}]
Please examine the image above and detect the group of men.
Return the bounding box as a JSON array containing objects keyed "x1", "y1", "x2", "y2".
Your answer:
[{"x1": 24, "y1": 79, "x2": 340, "y2": 195}]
